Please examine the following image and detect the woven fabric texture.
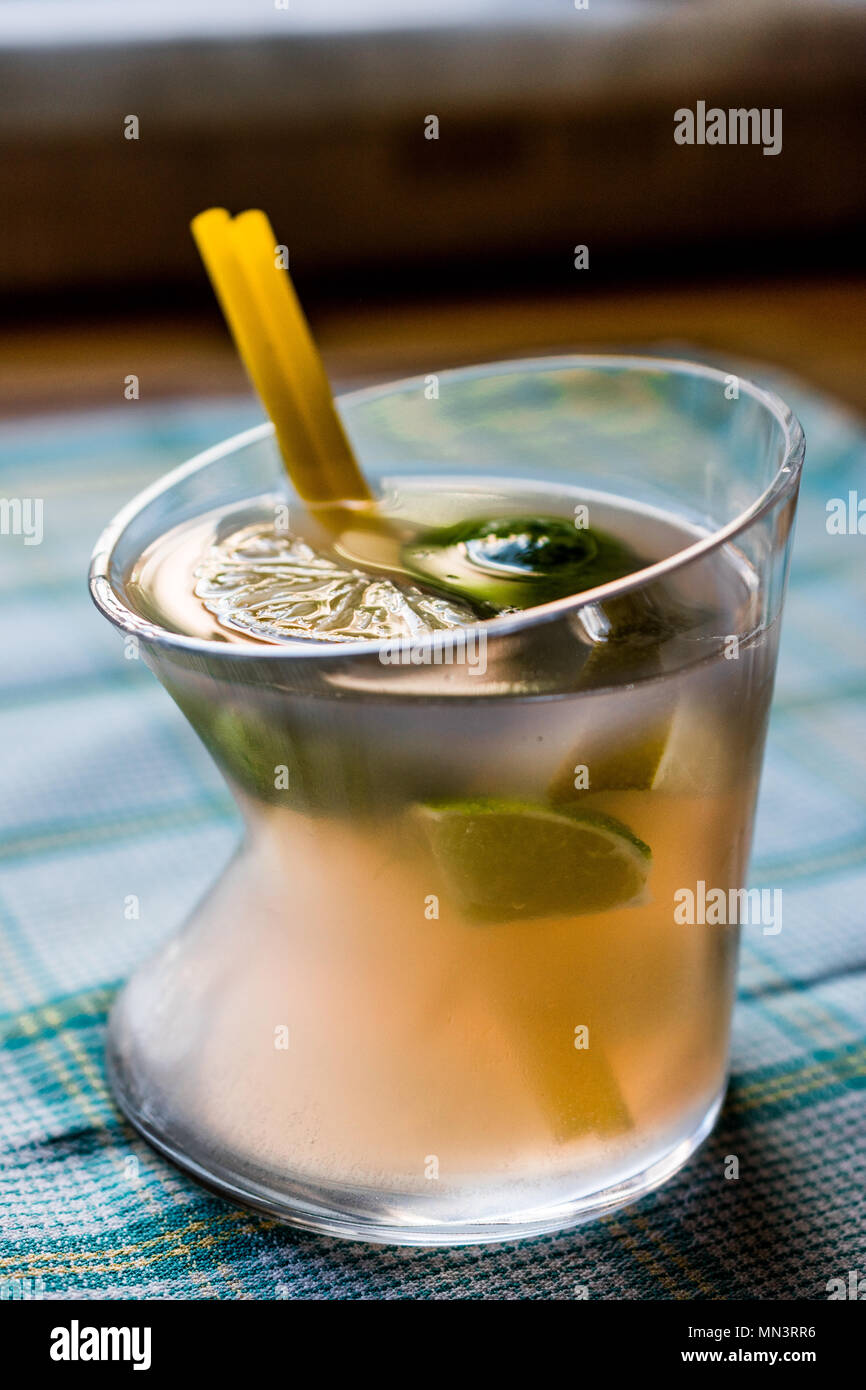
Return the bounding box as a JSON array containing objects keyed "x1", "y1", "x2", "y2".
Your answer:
[{"x1": 0, "y1": 376, "x2": 864, "y2": 1299}]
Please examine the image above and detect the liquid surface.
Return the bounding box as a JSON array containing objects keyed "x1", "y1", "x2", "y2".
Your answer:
[{"x1": 127, "y1": 478, "x2": 693, "y2": 647}]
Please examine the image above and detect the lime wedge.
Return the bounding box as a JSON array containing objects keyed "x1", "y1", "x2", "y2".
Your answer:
[{"x1": 415, "y1": 798, "x2": 651, "y2": 922}]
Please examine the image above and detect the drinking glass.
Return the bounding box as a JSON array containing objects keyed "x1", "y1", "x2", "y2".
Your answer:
[{"x1": 90, "y1": 356, "x2": 804, "y2": 1244}]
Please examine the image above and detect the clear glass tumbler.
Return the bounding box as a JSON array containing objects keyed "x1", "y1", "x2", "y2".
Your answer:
[{"x1": 90, "y1": 356, "x2": 804, "y2": 1244}]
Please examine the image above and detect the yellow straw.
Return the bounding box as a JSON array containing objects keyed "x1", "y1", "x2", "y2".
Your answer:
[
  {"x1": 230, "y1": 210, "x2": 370, "y2": 503},
  {"x1": 190, "y1": 207, "x2": 370, "y2": 506}
]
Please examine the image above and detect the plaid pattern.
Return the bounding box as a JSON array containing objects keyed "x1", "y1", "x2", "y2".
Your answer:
[{"x1": 0, "y1": 376, "x2": 864, "y2": 1301}]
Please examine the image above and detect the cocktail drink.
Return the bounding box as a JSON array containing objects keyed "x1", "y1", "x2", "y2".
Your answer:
[{"x1": 91, "y1": 357, "x2": 803, "y2": 1243}]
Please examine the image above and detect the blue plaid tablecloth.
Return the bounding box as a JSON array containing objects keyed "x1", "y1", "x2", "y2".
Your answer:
[{"x1": 0, "y1": 373, "x2": 864, "y2": 1300}]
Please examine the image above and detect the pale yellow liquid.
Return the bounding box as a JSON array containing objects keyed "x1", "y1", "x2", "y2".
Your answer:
[{"x1": 118, "y1": 483, "x2": 771, "y2": 1219}]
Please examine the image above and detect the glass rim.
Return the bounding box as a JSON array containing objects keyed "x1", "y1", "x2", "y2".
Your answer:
[{"x1": 89, "y1": 353, "x2": 805, "y2": 660}]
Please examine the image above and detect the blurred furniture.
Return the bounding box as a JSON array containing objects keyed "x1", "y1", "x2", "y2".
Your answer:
[{"x1": 1, "y1": 0, "x2": 864, "y2": 295}]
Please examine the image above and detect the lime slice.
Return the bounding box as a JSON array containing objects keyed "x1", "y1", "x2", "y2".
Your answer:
[{"x1": 415, "y1": 798, "x2": 651, "y2": 922}]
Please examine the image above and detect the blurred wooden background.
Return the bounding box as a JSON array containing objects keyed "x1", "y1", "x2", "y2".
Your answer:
[
  {"x1": 3, "y1": 275, "x2": 864, "y2": 418},
  {"x1": 1, "y1": 1, "x2": 864, "y2": 421}
]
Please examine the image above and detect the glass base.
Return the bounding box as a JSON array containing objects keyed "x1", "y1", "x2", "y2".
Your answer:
[{"x1": 106, "y1": 1020, "x2": 724, "y2": 1247}]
